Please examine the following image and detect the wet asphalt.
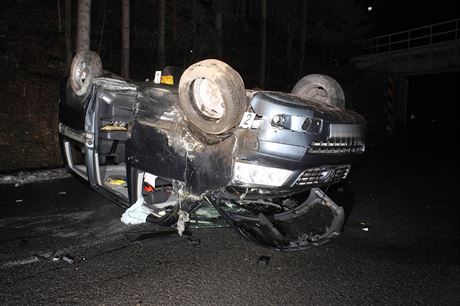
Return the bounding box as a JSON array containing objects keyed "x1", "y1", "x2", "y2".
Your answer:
[{"x1": 0, "y1": 136, "x2": 459, "y2": 305}]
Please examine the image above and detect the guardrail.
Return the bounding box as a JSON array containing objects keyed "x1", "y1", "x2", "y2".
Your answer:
[{"x1": 366, "y1": 18, "x2": 460, "y2": 55}]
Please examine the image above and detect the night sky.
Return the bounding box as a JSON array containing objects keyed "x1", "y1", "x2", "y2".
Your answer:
[{"x1": 370, "y1": 0, "x2": 459, "y2": 35}]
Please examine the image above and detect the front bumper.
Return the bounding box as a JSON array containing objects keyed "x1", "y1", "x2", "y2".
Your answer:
[
  {"x1": 230, "y1": 91, "x2": 365, "y2": 190},
  {"x1": 211, "y1": 188, "x2": 345, "y2": 251}
]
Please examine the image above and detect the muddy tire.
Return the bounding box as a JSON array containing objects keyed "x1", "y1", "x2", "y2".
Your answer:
[
  {"x1": 292, "y1": 74, "x2": 345, "y2": 108},
  {"x1": 70, "y1": 51, "x2": 103, "y2": 96},
  {"x1": 178, "y1": 59, "x2": 247, "y2": 135}
]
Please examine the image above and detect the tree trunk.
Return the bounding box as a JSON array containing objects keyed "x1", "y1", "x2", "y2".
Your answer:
[
  {"x1": 76, "y1": 0, "x2": 91, "y2": 52},
  {"x1": 234, "y1": 0, "x2": 247, "y2": 51},
  {"x1": 298, "y1": 0, "x2": 307, "y2": 78},
  {"x1": 64, "y1": 0, "x2": 72, "y2": 73},
  {"x1": 97, "y1": 4, "x2": 106, "y2": 54},
  {"x1": 188, "y1": 0, "x2": 198, "y2": 65},
  {"x1": 57, "y1": 0, "x2": 63, "y2": 32},
  {"x1": 285, "y1": 24, "x2": 294, "y2": 71},
  {"x1": 213, "y1": 0, "x2": 223, "y2": 58},
  {"x1": 158, "y1": 0, "x2": 166, "y2": 68},
  {"x1": 172, "y1": 0, "x2": 177, "y2": 42},
  {"x1": 239, "y1": 0, "x2": 248, "y2": 33},
  {"x1": 192, "y1": 0, "x2": 197, "y2": 42},
  {"x1": 121, "y1": 0, "x2": 130, "y2": 78},
  {"x1": 259, "y1": 0, "x2": 267, "y2": 88}
]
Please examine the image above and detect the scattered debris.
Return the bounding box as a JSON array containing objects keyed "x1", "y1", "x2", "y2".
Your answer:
[
  {"x1": 188, "y1": 237, "x2": 201, "y2": 247},
  {"x1": 189, "y1": 202, "x2": 228, "y2": 229},
  {"x1": 258, "y1": 255, "x2": 271, "y2": 266},
  {"x1": 50, "y1": 250, "x2": 75, "y2": 264},
  {"x1": 62, "y1": 254, "x2": 74, "y2": 264},
  {"x1": 120, "y1": 197, "x2": 154, "y2": 225},
  {"x1": 33, "y1": 252, "x2": 53, "y2": 261},
  {"x1": 1, "y1": 256, "x2": 40, "y2": 268},
  {"x1": 0, "y1": 250, "x2": 77, "y2": 269},
  {"x1": 52, "y1": 249, "x2": 65, "y2": 261},
  {"x1": 0, "y1": 168, "x2": 71, "y2": 185}
]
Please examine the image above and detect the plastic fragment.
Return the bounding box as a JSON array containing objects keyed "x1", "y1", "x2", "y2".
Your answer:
[
  {"x1": 52, "y1": 249, "x2": 65, "y2": 261},
  {"x1": 258, "y1": 255, "x2": 270, "y2": 266},
  {"x1": 62, "y1": 255, "x2": 74, "y2": 264},
  {"x1": 188, "y1": 237, "x2": 201, "y2": 247},
  {"x1": 360, "y1": 222, "x2": 369, "y2": 231}
]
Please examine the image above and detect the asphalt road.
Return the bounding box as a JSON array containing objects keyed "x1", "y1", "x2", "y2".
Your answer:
[{"x1": 1, "y1": 136, "x2": 459, "y2": 305}]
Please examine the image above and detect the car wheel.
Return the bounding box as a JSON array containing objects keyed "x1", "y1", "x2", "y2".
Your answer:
[
  {"x1": 292, "y1": 74, "x2": 345, "y2": 108},
  {"x1": 178, "y1": 59, "x2": 247, "y2": 135},
  {"x1": 69, "y1": 51, "x2": 103, "y2": 96}
]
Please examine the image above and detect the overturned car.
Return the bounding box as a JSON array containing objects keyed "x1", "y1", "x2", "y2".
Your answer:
[{"x1": 59, "y1": 51, "x2": 365, "y2": 251}]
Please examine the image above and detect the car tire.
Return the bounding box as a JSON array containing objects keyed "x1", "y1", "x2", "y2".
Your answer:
[
  {"x1": 69, "y1": 51, "x2": 103, "y2": 96},
  {"x1": 178, "y1": 59, "x2": 247, "y2": 135},
  {"x1": 292, "y1": 74, "x2": 345, "y2": 109}
]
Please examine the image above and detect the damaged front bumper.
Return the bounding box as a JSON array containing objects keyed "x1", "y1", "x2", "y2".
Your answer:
[{"x1": 210, "y1": 188, "x2": 344, "y2": 251}]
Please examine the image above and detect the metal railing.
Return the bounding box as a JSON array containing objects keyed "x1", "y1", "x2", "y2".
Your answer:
[{"x1": 366, "y1": 18, "x2": 460, "y2": 55}]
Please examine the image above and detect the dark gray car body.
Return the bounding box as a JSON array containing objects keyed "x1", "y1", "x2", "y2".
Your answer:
[{"x1": 59, "y1": 75, "x2": 365, "y2": 250}]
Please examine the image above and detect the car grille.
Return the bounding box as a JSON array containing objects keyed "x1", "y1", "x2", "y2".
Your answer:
[
  {"x1": 294, "y1": 164, "x2": 351, "y2": 186},
  {"x1": 308, "y1": 139, "x2": 365, "y2": 154}
]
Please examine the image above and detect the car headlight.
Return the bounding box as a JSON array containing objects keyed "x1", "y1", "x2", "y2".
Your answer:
[{"x1": 233, "y1": 161, "x2": 292, "y2": 187}]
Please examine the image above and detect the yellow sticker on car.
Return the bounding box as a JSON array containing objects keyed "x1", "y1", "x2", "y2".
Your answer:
[
  {"x1": 160, "y1": 75, "x2": 174, "y2": 85},
  {"x1": 106, "y1": 177, "x2": 127, "y2": 186}
]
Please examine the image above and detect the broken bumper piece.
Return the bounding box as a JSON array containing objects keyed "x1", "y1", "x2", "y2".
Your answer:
[{"x1": 212, "y1": 188, "x2": 344, "y2": 251}]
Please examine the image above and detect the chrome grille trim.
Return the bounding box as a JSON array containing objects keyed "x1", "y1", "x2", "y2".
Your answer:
[{"x1": 294, "y1": 164, "x2": 351, "y2": 186}]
